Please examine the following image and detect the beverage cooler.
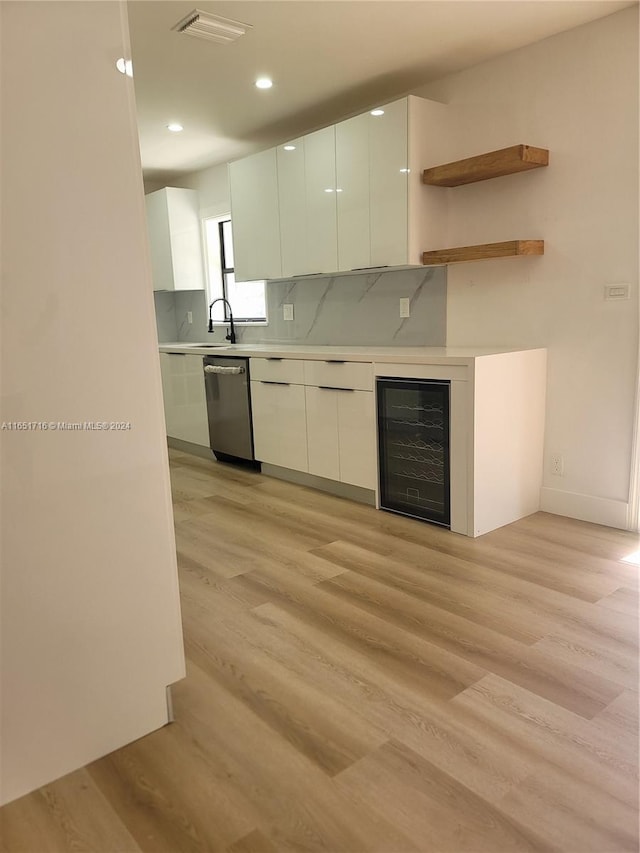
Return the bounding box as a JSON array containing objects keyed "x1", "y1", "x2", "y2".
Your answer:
[{"x1": 377, "y1": 378, "x2": 451, "y2": 527}]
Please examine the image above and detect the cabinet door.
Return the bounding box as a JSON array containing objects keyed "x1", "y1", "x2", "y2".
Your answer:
[
  {"x1": 250, "y1": 381, "x2": 308, "y2": 471},
  {"x1": 335, "y1": 114, "x2": 370, "y2": 271},
  {"x1": 305, "y1": 386, "x2": 340, "y2": 481},
  {"x1": 369, "y1": 98, "x2": 409, "y2": 267},
  {"x1": 229, "y1": 149, "x2": 282, "y2": 281},
  {"x1": 277, "y1": 138, "x2": 308, "y2": 278},
  {"x1": 165, "y1": 188, "x2": 205, "y2": 291},
  {"x1": 337, "y1": 389, "x2": 377, "y2": 490},
  {"x1": 159, "y1": 353, "x2": 209, "y2": 446},
  {"x1": 146, "y1": 191, "x2": 174, "y2": 291},
  {"x1": 146, "y1": 188, "x2": 204, "y2": 291},
  {"x1": 304, "y1": 126, "x2": 338, "y2": 274}
]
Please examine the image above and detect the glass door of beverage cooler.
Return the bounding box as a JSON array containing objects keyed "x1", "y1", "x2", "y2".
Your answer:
[{"x1": 377, "y1": 378, "x2": 450, "y2": 527}]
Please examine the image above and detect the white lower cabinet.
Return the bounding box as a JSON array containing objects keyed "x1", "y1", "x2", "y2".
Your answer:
[
  {"x1": 159, "y1": 353, "x2": 209, "y2": 446},
  {"x1": 250, "y1": 380, "x2": 308, "y2": 471},
  {"x1": 305, "y1": 386, "x2": 340, "y2": 481},
  {"x1": 245, "y1": 348, "x2": 546, "y2": 537},
  {"x1": 250, "y1": 357, "x2": 376, "y2": 490},
  {"x1": 336, "y1": 389, "x2": 377, "y2": 490},
  {"x1": 305, "y1": 386, "x2": 376, "y2": 490}
]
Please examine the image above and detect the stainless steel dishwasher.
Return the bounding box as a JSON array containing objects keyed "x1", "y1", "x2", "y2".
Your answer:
[{"x1": 203, "y1": 355, "x2": 257, "y2": 465}]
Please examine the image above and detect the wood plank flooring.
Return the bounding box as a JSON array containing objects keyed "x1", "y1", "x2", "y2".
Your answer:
[{"x1": 2, "y1": 448, "x2": 638, "y2": 852}]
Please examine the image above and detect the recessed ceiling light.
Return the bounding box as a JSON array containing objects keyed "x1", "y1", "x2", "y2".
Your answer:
[
  {"x1": 115, "y1": 57, "x2": 133, "y2": 77},
  {"x1": 370, "y1": 108, "x2": 385, "y2": 116},
  {"x1": 256, "y1": 77, "x2": 273, "y2": 90},
  {"x1": 400, "y1": 168, "x2": 410, "y2": 173},
  {"x1": 167, "y1": 123, "x2": 184, "y2": 132},
  {"x1": 324, "y1": 188, "x2": 334, "y2": 193},
  {"x1": 283, "y1": 145, "x2": 296, "y2": 151},
  {"x1": 336, "y1": 188, "x2": 344, "y2": 193}
]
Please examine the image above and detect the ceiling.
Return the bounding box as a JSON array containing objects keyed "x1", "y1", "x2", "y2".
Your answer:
[{"x1": 128, "y1": 0, "x2": 634, "y2": 185}]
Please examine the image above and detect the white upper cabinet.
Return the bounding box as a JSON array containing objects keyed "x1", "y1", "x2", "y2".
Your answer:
[
  {"x1": 229, "y1": 148, "x2": 282, "y2": 281},
  {"x1": 145, "y1": 187, "x2": 205, "y2": 291},
  {"x1": 369, "y1": 98, "x2": 409, "y2": 267},
  {"x1": 304, "y1": 126, "x2": 338, "y2": 274},
  {"x1": 277, "y1": 138, "x2": 307, "y2": 278},
  {"x1": 335, "y1": 113, "x2": 370, "y2": 271},
  {"x1": 228, "y1": 95, "x2": 448, "y2": 280}
]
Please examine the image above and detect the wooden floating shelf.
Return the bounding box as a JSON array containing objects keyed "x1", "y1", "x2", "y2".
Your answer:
[
  {"x1": 422, "y1": 145, "x2": 549, "y2": 187},
  {"x1": 422, "y1": 240, "x2": 544, "y2": 266}
]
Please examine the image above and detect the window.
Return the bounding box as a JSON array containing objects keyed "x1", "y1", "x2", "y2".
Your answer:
[{"x1": 204, "y1": 216, "x2": 267, "y2": 323}]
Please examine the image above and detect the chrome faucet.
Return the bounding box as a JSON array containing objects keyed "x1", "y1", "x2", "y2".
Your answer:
[{"x1": 208, "y1": 298, "x2": 236, "y2": 344}]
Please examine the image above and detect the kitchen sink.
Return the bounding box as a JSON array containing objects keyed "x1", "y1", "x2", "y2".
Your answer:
[{"x1": 180, "y1": 343, "x2": 232, "y2": 348}]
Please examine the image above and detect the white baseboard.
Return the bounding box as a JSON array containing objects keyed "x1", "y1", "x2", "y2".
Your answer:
[{"x1": 540, "y1": 487, "x2": 629, "y2": 530}]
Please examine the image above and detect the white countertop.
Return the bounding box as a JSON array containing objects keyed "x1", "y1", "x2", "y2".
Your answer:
[{"x1": 158, "y1": 342, "x2": 540, "y2": 365}]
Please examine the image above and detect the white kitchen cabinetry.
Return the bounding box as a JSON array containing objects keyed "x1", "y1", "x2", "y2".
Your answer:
[
  {"x1": 370, "y1": 98, "x2": 410, "y2": 266},
  {"x1": 335, "y1": 113, "x2": 370, "y2": 270},
  {"x1": 304, "y1": 126, "x2": 338, "y2": 274},
  {"x1": 303, "y1": 359, "x2": 376, "y2": 490},
  {"x1": 277, "y1": 138, "x2": 307, "y2": 278},
  {"x1": 249, "y1": 356, "x2": 376, "y2": 487},
  {"x1": 145, "y1": 188, "x2": 205, "y2": 291},
  {"x1": 164, "y1": 346, "x2": 546, "y2": 537},
  {"x1": 159, "y1": 353, "x2": 209, "y2": 446},
  {"x1": 250, "y1": 358, "x2": 307, "y2": 471},
  {"x1": 335, "y1": 99, "x2": 410, "y2": 270},
  {"x1": 229, "y1": 149, "x2": 282, "y2": 282},
  {"x1": 278, "y1": 122, "x2": 344, "y2": 276},
  {"x1": 229, "y1": 95, "x2": 448, "y2": 280},
  {"x1": 250, "y1": 381, "x2": 308, "y2": 471},
  {"x1": 305, "y1": 386, "x2": 376, "y2": 490},
  {"x1": 305, "y1": 385, "x2": 340, "y2": 481},
  {"x1": 374, "y1": 348, "x2": 547, "y2": 537},
  {"x1": 336, "y1": 389, "x2": 377, "y2": 490}
]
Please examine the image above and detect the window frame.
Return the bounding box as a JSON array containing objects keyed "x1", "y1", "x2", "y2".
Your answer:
[{"x1": 203, "y1": 214, "x2": 268, "y2": 325}]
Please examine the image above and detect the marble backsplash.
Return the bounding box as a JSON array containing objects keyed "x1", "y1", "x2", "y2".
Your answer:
[
  {"x1": 154, "y1": 266, "x2": 447, "y2": 347},
  {"x1": 153, "y1": 291, "x2": 178, "y2": 341}
]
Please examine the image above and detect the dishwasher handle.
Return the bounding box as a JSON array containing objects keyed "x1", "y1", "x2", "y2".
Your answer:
[{"x1": 204, "y1": 364, "x2": 245, "y2": 375}]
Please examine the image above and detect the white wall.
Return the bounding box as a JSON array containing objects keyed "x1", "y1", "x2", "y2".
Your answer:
[
  {"x1": 0, "y1": 0, "x2": 185, "y2": 804},
  {"x1": 416, "y1": 6, "x2": 638, "y2": 528},
  {"x1": 179, "y1": 162, "x2": 231, "y2": 218}
]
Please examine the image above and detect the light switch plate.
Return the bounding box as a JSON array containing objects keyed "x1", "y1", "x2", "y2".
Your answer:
[
  {"x1": 399, "y1": 297, "x2": 410, "y2": 318},
  {"x1": 283, "y1": 303, "x2": 294, "y2": 321}
]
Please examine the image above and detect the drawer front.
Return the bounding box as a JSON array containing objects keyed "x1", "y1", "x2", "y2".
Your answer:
[
  {"x1": 374, "y1": 362, "x2": 468, "y2": 382},
  {"x1": 303, "y1": 359, "x2": 373, "y2": 391},
  {"x1": 250, "y1": 357, "x2": 305, "y2": 385}
]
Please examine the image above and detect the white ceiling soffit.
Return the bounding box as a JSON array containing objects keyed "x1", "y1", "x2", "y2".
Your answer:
[
  {"x1": 128, "y1": 0, "x2": 637, "y2": 184},
  {"x1": 171, "y1": 9, "x2": 252, "y2": 44}
]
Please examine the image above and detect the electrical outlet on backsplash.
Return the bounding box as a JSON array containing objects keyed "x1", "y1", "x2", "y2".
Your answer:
[{"x1": 154, "y1": 267, "x2": 447, "y2": 347}]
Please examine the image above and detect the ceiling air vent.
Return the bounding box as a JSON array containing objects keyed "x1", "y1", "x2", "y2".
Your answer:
[{"x1": 171, "y1": 9, "x2": 252, "y2": 45}]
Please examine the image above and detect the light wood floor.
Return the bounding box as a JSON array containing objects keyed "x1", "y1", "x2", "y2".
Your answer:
[{"x1": 2, "y1": 449, "x2": 639, "y2": 852}]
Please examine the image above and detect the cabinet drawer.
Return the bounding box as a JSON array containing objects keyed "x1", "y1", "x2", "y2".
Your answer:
[
  {"x1": 250, "y1": 357, "x2": 305, "y2": 384},
  {"x1": 303, "y1": 359, "x2": 373, "y2": 391}
]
